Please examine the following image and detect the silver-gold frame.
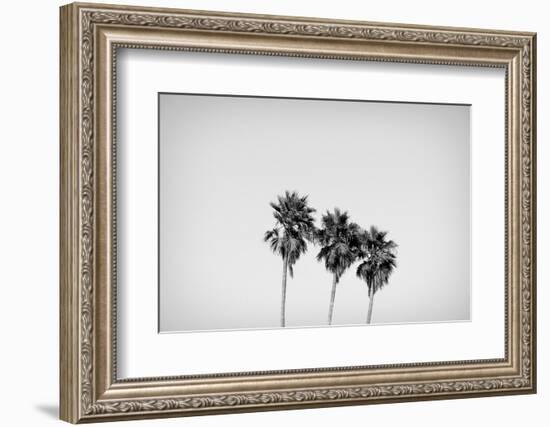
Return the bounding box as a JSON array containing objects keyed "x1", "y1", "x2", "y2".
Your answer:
[{"x1": 60, "y1": 2, "x2": 537, "y2": 423}]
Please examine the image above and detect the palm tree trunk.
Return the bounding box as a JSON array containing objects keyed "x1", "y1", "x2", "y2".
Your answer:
[
  {"x1": 328, "y1": 274, "x2": 338, "y2": 325},
  {"x1": 280, "y1": 257, "x2": 288, "y2": 327},
  {"x1": 366, "y1": 289, "x2": 375, "y2": 324}
]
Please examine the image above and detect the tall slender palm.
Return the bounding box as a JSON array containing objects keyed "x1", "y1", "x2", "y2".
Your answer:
[
  {"x1": 316, "y1": 209, "x2": 361, "y2": 325},
  {"x1": 356, "y1": 226, "x2": 397, "y2": 324},
  {"x1": 264, "y1": 191, "x2": 316, "y2": 327}
]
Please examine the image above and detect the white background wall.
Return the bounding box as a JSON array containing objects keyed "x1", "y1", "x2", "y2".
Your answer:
[{"x1": 0, "y1": 0, "x2": 545, "y2": 426}]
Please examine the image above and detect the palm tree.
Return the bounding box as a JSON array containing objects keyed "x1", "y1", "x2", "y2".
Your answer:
[
  {"x1": 316, "y1": 209, "x2": 361, "y2": 325},
  {"x1": 264, "y1": 191, "x2": 316, "y2": 327},
  {"x1": 356, "y1": 226, "x2": 397, "y2": 324}
]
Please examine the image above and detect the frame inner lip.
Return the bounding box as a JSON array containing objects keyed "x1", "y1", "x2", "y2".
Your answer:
[{"x1": 111, "y1": 44, "x2": 510, "y2": 383}]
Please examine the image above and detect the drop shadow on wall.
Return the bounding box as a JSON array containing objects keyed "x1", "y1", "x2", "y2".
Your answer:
[{"x1": 35, "y1": 404, "x2": 58, "y2": 419}]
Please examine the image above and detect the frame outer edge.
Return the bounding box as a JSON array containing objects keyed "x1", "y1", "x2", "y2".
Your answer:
[
  {"x1": 529, "y1": 33, "x2": 537, "y2": 393},
  {"x1": 60, "y1": 3, "x2": 81, "y2": 424},
  {"x1": 68, "y1": 1, "x2": 536, "y2": 36},
  {"x1": 59, "y1": 2, "x2": 537, "y2": 422}
]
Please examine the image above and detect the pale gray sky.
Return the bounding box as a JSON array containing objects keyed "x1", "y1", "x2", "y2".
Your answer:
[{"x1": 159, "y1": 93, "x2": 470, "y2": 332}]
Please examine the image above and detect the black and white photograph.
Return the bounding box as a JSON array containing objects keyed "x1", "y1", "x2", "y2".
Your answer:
[{"x1": 159, "y1": 93, "x2": 471, "y2": 333}]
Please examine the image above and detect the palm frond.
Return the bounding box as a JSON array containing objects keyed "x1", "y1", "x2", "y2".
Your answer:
[
  {"x1": 315, "y1": 208, "x2": 361, "y2": 281},
  {"x1": 356, "y1": 226, "x2": 398, "y2": 294},
  {"x1": 264, "y1": 191, "x2": 317, "y2": 270}
]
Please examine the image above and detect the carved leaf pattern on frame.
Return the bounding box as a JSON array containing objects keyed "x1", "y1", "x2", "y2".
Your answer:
[{"x1": 77, "y1": 9, "x2": 534, "y2": 416}]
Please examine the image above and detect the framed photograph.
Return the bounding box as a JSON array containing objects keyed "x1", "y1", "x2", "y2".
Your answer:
[{"x1": 60, "y1": 2, "x2": 537, "y2": 423}]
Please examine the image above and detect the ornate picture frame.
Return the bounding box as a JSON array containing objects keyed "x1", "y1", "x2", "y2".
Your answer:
[{"x1": 60, "y1": 2, "x2": 536, "y2": 423}]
